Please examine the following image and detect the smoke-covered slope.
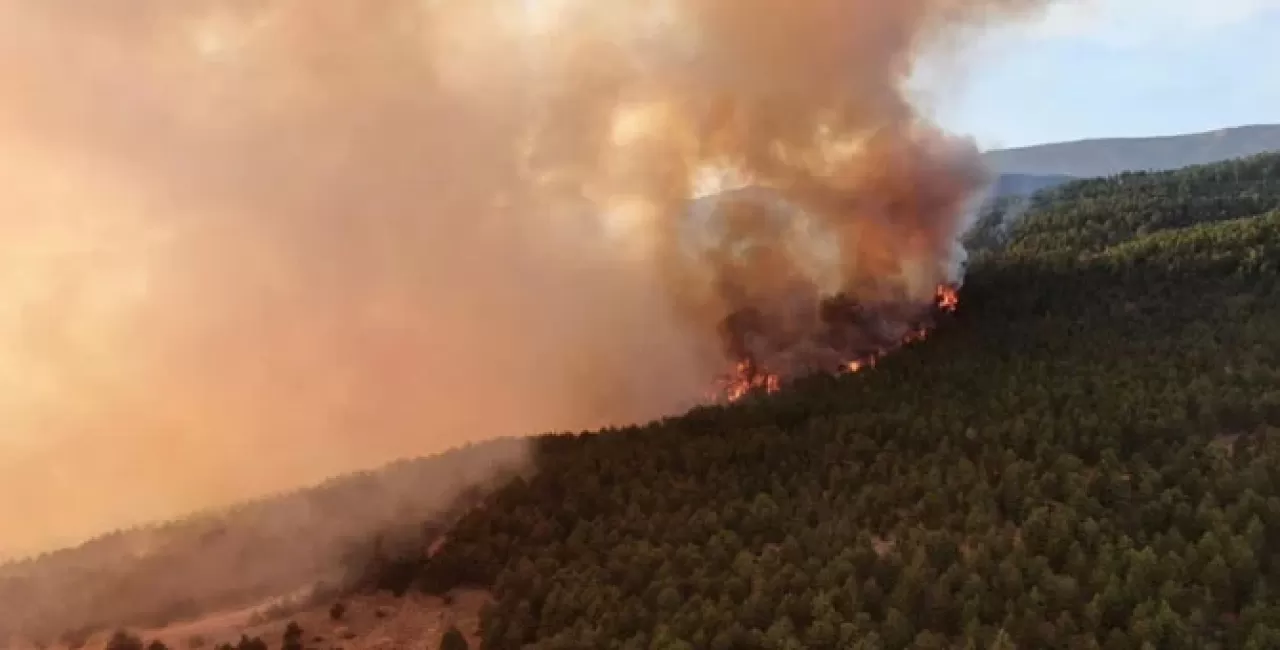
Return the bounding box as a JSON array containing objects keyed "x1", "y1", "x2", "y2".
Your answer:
[
  {"x1": 12, "y1": 152, "x2": 1280, "y2": 650},
  {"x1": 985, "y1": 123, "x2": 1280, "y2": 178},
  {"x1": 0, "y1": 439, "x2": 529, "y2": 645}
]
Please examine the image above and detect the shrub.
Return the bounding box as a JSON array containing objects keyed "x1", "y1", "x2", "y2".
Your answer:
[
  {"x1": 105, "y1": 630, "x2": 144, "y2": 650},
  {"x1": 440, "y1": 625, "x2": 469, "y2": 650}
]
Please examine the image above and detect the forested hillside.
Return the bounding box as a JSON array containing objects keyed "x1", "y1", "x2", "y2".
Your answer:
[
  {"x1": 966, "y1": 153, "x2": 1280, "y2": 258},
  {"x1": 378, "y1": 153, "x2": 1280, "y2": 649},
  {"x1": 12, "y1": 153, "x2": 1280, "y2": 650}
]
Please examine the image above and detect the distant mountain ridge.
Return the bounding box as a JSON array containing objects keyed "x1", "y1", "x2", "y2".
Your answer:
[{"x1": 983, "y1": 124, "x2": 1280, "y2": 179}]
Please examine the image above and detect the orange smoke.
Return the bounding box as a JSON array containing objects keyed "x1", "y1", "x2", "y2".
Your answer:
[{"x1": 0, "y1": 0, "x2": 1046, "y2": 558}]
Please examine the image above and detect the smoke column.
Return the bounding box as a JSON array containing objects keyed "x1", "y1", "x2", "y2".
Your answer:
[{"x1": 0, "y1": 0, "x2": 1046, "y2": 558}]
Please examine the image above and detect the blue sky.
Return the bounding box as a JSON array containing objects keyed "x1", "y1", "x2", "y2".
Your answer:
[{"x1": 922, "y1": 0, "x2": 1280, "y2": 149}]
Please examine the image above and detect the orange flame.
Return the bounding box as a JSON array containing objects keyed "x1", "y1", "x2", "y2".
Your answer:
[
  {"x1": 936, "y1": 284, "x2": 959, "y2": 312},
  {"x1": 713, "y1": 282, "x2": 959, "y2": 403},
  {"x1": 711, "y1": 360, "x2": 781, "y2": 403}
]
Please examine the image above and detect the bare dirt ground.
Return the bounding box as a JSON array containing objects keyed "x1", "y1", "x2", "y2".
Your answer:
[{"x1": 12, "y1": 589, "x2": 489, "y2": 650}]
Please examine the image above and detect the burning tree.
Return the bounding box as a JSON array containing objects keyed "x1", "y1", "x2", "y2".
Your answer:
[{"x1": 712, "y1": 282, "x2": 961, "y2": 402}]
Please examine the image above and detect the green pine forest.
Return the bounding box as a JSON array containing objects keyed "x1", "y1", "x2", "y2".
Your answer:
[
  {"x1": 367, "y1": 152, "x2": 1280, "y2": 649},
  {"x1": 7, "y1": 152, "x2": 1280, "y2": 650}
]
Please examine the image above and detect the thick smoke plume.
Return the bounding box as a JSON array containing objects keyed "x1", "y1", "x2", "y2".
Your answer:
[{"x1": 0, "y1": 0, "x2": 1045, "y2": 558}]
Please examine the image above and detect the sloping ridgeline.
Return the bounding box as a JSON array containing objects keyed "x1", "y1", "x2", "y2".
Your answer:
[{"x1": 394, "y1": 154, "x2": 1280, "y2": 649}]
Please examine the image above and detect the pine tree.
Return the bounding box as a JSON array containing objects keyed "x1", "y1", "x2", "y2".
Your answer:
[
  {"x1": 282, "y1": 622, "x2": 303, "y2": 650},
  {"x1": 991, "y1": 628, "x2": 1017, "y2": 650}
]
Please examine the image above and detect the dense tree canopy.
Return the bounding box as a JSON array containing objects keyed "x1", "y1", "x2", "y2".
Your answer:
[
  {"x1": 10, "y1": 152, "x2": 1280, "y2": 650},
  {"x1": 398, "y1": 153, "x2": 1280, "y2": 649},
  {"x1": 998, "y1": 153, "x2": 1280, "y2": 257}
]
